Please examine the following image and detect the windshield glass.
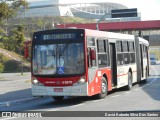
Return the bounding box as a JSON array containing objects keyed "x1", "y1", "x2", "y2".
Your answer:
[{"x1": 32, "y1": 43, "x2": 84, "y2": 75}]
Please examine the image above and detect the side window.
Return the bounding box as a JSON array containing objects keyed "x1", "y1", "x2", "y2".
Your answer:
[
  {"x1": 116, "y1": 41, "x2": 122, "y2": 52},
  {"x1": 97, "y1": 40, "x2": 105, "y2": 52},
  {"x1": 87, "y1": 47, "x2": 97, "y2": 67},
  {"x1": 87, "y1": 37, "x2": 95, "y2": 46},
  {"x1": 129, "y1": 41, "x2": 135, "y2": 63},
  {"x1": 116, "y1": 41, "x2": 123, "y2": 65},
  {"x1": 87, "y1": 37, "x2": 97, "y2": 68},
  {"x1": 123, "y1": 41, "x2": 130, "y2": 64},
  {"x1": 97, "y1": 39, "x2": 109, "y2": 68},
  {"x1": 123, "y1": 41, "x2": 129, "y2": 52},
  {"x1": 129, "y1": 41, "x2": 135, "y2": 52}
]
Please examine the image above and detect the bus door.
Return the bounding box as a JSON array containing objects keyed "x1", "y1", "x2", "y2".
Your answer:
[
  {"x1": 87, "y1": 47, "x2": 97, "y2": 83},
  {"x1": 140, "y1": 44, "x2": 144, "y2": 78},
  {"x1": 109, "y1": 43, "x2": 117, "y2": 86},
  {"x1": 87, "y1": 37, "x2": 98, "y2": 85}
]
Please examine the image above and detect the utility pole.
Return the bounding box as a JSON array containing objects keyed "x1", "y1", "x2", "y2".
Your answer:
[{"x1": 96, "y1": 12, "x2": 110, "y2": 30}]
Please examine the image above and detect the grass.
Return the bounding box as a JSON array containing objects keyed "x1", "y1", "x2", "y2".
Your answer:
[
  {"x1": 0, "y1": 48, "x2": 31, "y2": 73},
  {"x1": 0, "y1": 77, "x2": 4, "y2": 80},
  {"x1": 0, "y1": 48, "x2": 30, "y2": 65},
  {"x1": 25, "y1": 80, "x2": 31, "y2": 83}
]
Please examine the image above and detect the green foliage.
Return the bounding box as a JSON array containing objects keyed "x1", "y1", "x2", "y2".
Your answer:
[
  {"x1": 0, "y1": 63, "x2": 4, "y2": 73},
  {"x1": 3, "y1": 60, "x2": 20, "y2": 72},
  {"x1": 11, "y1": 25, "x2": 25, "y2": 52},
  {"x1": 0, "y1": 28, "x2": 6, "y2": 34},
  {"x1": 0, "y1": 1, "x2": 14, "y2": 20},
  {"x1": 0, "y1": 53, "x2": 6, "y2": 73},
  {"x1": 11, "y1": 0, "x2": 29, "y2": 10},
  {"x1": 3, "y1": 60, "x2": 30, "y2": 73},
  {"x1": 0, "y1": 51, "x2": 30, "y2": 73},
  {"x1": 1, "y1": 36, "x2": 15, "y2": 50},
  {"x1": 0, "y1": 0, "x2": 28, "y2": 22},
  {"x1": 1, "y1": 25, "x2": 25, "y2": 52}
]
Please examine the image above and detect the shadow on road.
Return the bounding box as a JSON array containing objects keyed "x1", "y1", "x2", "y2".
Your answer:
[
  {"x1": 141, "y1": 77, "x2": 160, "y2": 101},
  {"x1": 0, "y1": 88, "x2": 32, "y2": 103},
  {"x1": 139, "y1": 64, "x2": 160, "y2": 101}
]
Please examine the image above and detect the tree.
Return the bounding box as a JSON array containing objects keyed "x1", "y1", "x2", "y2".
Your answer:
[
  {"x1": 11, "y1": 25, "x2": 25, "y2": 53},
  {"x1": 0, "y1": 0, "x2": 28, "y2": 41},
  {"x1": 0, "y1": 63, "x2": 4, "y2": 73},
  {"x1": 0, "y1": 0, "x2": 28, "y2": 52},
  {"x1": 0, "y1": 0, "x2": 28, "y2": 22}
]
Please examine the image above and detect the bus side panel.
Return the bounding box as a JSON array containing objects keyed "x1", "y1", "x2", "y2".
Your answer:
[
  {"x1": 88, "y1": 68, "x2": 112, "y2": 96},
  {"x1": 116, "y1": 64, "x2": 137, "y2": 88}
]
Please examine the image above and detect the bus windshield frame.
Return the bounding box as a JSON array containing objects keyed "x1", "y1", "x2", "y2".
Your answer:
[{"x1": 31, "y1": 29, "x2": 85, "y2": 77}]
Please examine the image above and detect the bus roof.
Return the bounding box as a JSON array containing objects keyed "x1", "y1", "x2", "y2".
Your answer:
[
  {"x1": 84, "y1": 29, "x2": 135, "y2": 40},
  {"x1": 34, "y1": 28, "x2": 148, "y2": 44},
  {"x1": 138, "y1": 37, "x2": 149, "y2": 46}
]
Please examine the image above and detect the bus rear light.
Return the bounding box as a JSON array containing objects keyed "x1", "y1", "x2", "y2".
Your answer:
[
  {"x1": 73, "y1": 76, "x2": 86, "y2": 86},
  {"x1": 32, "y1": 77, "x2": 44, "y2": 86}
]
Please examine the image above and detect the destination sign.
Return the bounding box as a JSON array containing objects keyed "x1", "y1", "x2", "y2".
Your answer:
[{"x1": 43, "y1": 33, "x2": 76, "y2": 40}]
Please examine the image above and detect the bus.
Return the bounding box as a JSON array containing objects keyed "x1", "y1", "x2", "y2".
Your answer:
[{"x1": 31, "y1": 29, "x2": 150, "y2": 101}]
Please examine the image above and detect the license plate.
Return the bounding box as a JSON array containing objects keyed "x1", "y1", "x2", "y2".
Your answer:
[{"x1": 54, "y1": 88, "x2": 63, "y2": 92}]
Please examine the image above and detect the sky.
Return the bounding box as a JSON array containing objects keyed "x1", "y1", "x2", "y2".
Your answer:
[{"x1": 27, "y1": 0, "x2": 160, "y2": 20}]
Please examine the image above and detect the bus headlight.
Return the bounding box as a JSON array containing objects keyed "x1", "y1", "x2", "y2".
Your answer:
[
  {"x1": 32, "y1": 77, "x2": 44, "y2": 86},
  {"x1": 79, "y1": 77, "x2": 86, "y2": 83},
  {"x1": 33, "y1": 79, "x2": 39, "y2": 84},
  {"x1": 74, "y1": 76, "x2": 86, "y2": 86}
]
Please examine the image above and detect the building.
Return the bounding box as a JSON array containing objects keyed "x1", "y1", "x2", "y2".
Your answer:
[
  {"x1": 57, "y1": 20, "x2": 160, "y2": 46},
  {"x1": 18, "y1": 0, "x2": 140, "y2": 21},
  {"x1": 18, "y1": 0, "x2": 159, "y2": 46}
]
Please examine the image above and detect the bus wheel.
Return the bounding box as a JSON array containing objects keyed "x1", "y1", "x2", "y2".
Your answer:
[
  {"x1": 126, "y1": 72, "x2": 132, "y2": 90},
  {"x1": 52, "y1": 96, "x2": 64, "y2": 102},
  {"x1": 96, "y1": 77, "x2": 108, "y2": 99}
]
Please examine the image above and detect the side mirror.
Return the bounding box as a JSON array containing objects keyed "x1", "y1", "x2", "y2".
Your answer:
[{"x1": 90, "y1": 49, "x2": 96, "y2": 60}]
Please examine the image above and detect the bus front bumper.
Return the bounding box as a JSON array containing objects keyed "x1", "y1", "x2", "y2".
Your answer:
[{"x1": 32, "y1": 83, "x2": 88, "y2": 97}]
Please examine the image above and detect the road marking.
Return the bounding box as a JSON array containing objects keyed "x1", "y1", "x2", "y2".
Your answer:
[
  {"x1": 125, "y1": 91, "x2": 130, "y2": 94},
  {"x1": 133, "y1": 88, "x2": 139, "y2": 91},
  {"x1": 1, "y1": 117, "x2": 17, "y2": 120},
  {"x1": 70, "y1": 103, "x2": 85, "y2": 108},
  {"x1": 92, "y1": 99, "x2": 104, "y2": 103},
  {"x1": 32, "y1": 108, "x2": 60, "y2": 111},
  {"x1": 0, "y1": 79, "x2": 30, "y2": 86},
  {"x1": 47, "y1": 108, "x2": 60, "y2": 111},
  {"x1": 111, "y1": 95, "x2": 120, "y2": 98},
  {"x1": 0, "y1": 98, "x2": 38, "y2": 107}
]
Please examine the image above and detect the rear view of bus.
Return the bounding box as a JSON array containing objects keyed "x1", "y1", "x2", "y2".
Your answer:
[{"x1": 31, "y1": 29, "x2": 87, "y2": 101}]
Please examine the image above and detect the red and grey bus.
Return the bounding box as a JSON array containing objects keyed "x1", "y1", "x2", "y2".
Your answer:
[{"x1": 31, "y1": 28, "x2": 149, "y2": 101}]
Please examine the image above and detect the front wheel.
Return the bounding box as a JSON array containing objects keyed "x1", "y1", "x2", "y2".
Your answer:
[{"x1": 96, "y1": 77, "x2": 108, "y2": 99}]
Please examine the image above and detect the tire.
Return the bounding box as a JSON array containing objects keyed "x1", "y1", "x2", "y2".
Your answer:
[
  {"x1": 126, "y1": 72, "x2": 132, "y2": 90},
  {"x1": 96, "y1": 77, "x2": 108, "y2": 99},
  {"x1": 52, "y1": 96, "x2": 64, "y2": 102}
]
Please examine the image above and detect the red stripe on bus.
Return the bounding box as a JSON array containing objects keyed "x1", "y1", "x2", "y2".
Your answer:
[{"x1": 117, "y1": 71, "x2": 137, "y2": 77}]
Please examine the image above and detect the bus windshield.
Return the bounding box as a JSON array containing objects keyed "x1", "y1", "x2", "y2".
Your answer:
[{"x1": 32, "y1": 42, "x2": 84, "y2": 75}]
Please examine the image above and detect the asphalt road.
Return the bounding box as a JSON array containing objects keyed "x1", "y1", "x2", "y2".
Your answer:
[{"x1": 0, "y1": 64, "x2": 160, "y2": 120}]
